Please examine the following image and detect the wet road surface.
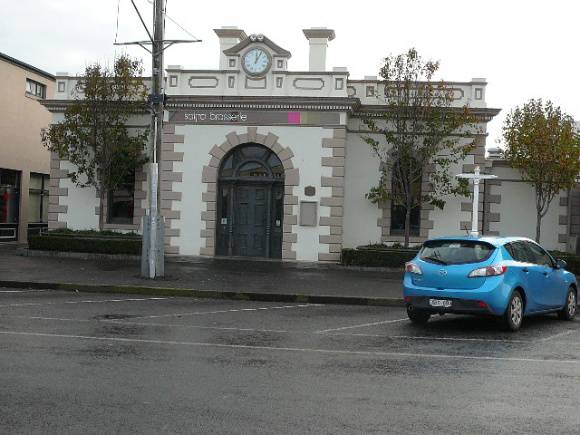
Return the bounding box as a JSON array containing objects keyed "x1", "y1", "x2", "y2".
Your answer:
[{"x1": 1, "y1": 288, "x2": 579, "y2": 434}]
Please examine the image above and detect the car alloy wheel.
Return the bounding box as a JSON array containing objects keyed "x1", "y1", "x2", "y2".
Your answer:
[
  {"x1": 504, "y1": 291, "x2": 523, "y2": 331},
  {"x1": 559, "y1": 288, "x2": 576, "y2": 321},
  {"x1": 510, "y1": 296, "x2": 522, "y2": 326},
  {"x1": 567, "y1": 291, "x2": 576, "y2": 317}
]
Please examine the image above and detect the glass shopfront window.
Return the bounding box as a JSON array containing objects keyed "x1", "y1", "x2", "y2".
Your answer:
[
  {"x1": 0, "y1": 168, "x2": 21, "y2": 241},
  {"x1": 28, "y1": 173, "x2": 49, "y2": 223},
  {"x1": 28, "y1": 173, "x2": 49, "y2": 236}
]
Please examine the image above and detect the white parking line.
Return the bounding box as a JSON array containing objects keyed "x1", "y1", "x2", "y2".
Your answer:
[
  {"x1": 0, "y1": 289, "x2": 47, "y2": 293},
  {"x1": 130, "y1": 303, "x2": 320, "y2": 319},
  {"x1": 0, "y1": 297, "x2": 171, "y2": 308},
  {"x1": 2, "y1": 330, "x2": 580, "y2": 365},
  {"x1": 540, "y1": 330, "x2": 576, "y2": 342},
  {"x1": 12, "y1": 315, "x2": 289, "y2": 333},
  {"x1": 324, "y1": 332, "x2": 532, "y2": 343},
  {"x1": 315, "y1": 318, "x2": 408, "y2": 333}
]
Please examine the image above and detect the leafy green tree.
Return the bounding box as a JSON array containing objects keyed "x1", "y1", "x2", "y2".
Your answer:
[
  {"x1": 363, "y1": 48, "x2": 476, "y2": 247},
  {"x1": 502, "y1": 99, "x2": 580, "y2": 243},
  {"x1": 42, "y1": 55, "x2": 149, "y2": 230}
]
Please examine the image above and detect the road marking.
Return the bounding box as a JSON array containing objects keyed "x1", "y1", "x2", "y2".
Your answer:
[
  {"x1": 315, "y1": 318, "x2": 408, "y2": 333},
  {"x1": 130, "y1": 303, "x2": 320, "y2": 319},
  {"x1": 5, "y1": 316, "x2": 558, "y2": 342},
  {"x1": 0, "y1": 297, "x2": 171, "y2": 308},
  {"x1": 12, "y1": 315, "x2": 288, "y2": 333},
  {"x1": 324, "y1": 332, "x2": 532, "y2": 343},
  {"x1": 540, "y1": 330, "x2": 576, "y2": 342},
  {"x1": 0, "y1": 289, "x2": 47, "y2": 293},
  {"x1": 2, "y1": 330, "x2": 580, "y2": 365}
]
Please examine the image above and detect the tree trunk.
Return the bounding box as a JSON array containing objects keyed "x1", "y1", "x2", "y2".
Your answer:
[
  {"x1": 404, "y1": 206, "x2": 412, "y2": 248},
  {"x1": 535, "y1": 209, "x2": 542, "y2": 243},
  {"x1": 99, "y1": 190, "x2": 106, "y2": 231}
]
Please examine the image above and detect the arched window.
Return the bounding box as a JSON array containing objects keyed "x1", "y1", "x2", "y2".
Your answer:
[{"x1": 219, "y1": 144, "x2": 283, "y2": 180}]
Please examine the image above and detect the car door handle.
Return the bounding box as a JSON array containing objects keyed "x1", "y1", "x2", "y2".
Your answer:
[
  {"x1": 543, "y1": 272, "x2": 548, "y2": 277},
  {"x1": 522, "y1": 268, "x2": 529, "y2": 273}
]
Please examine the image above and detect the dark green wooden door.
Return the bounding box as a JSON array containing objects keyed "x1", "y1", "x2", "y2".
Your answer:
[
  {"x1": 233, "y1": 184, "x2": 268, "y2": 257},
  {"x1": 215, "y1": 143, "x2": 285, "y2": 259}
]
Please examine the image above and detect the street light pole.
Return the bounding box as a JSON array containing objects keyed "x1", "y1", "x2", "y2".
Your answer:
[{"x1": 456, "y1": 165, "x2": 498, "y2": 237}]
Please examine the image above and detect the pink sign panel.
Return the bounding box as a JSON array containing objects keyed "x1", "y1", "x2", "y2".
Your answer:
[{"x1": 287, "y1": 112, "x2": 301, "y2": 124}]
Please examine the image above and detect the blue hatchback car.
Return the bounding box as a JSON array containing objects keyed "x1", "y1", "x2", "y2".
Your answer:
[{"x1": 403, "y1": 236, "x2": 577, "y2": 331}]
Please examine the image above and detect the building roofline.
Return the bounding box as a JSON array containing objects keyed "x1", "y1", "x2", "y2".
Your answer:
[
  {"x1": 223, "y1": 35, "x2": 292, "y2": 58},
  {"x1": 0, "y1": 52, "x2": 55, "y2": 81}
]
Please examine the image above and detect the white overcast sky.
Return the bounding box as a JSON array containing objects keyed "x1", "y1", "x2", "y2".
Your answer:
[{"x1": 1, "y1": 0, "x2": 578, "y2": 146}]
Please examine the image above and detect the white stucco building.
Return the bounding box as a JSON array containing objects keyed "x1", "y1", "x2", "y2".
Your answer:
[{"x1": 43, "y1": 27, "x2": 578, "y2": 261}]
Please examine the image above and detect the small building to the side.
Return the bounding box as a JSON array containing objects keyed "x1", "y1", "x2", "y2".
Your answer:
[
  {"x1": 43, "y1": 27, "x2": 578, "y2": 260},
  {"x1": 0, "y1": 52, "x2": 55, "y2": 244}
]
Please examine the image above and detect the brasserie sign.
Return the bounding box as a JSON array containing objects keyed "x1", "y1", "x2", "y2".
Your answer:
[{"x1": 169, "y1": 110, "x2": 341, "y2": 126}]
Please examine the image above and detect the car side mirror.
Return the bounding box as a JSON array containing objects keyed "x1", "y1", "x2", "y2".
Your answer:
[{"x1": 556, "y1": 259, "x2": 567, "y2": 269}]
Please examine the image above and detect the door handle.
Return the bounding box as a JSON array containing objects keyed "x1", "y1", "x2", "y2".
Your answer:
[
  {"x1": 543, "y1": 271, "x2": 548, "y2": 277},
  {"x1": 522, "y1": 268, "x2": 529, "y2": 273}
]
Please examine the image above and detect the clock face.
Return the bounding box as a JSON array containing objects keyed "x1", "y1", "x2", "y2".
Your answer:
[{"x1": 242, "y1": 48, "x2": 271, "y2": 76}]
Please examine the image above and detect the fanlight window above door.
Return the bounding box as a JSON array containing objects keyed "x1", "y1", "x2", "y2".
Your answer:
[{"x1": 219, "y1": 144, "x2": 284, "y2": 180}]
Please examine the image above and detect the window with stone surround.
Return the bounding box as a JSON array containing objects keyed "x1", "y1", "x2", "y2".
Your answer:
[
  {"x1": 390, "y1": 160, "x2": 421, "y2": 236},
  {"x1": 107, "y1": 171, "x2": 135, "y2": 224}
]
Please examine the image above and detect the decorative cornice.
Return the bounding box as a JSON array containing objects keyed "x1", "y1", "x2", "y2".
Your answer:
[
  {"x1": 353, "y1": 106, "x2": 501, "y2": 122},
  {"x1": 272, "y1": 70, "x2": 349, "y2": 76},
  {"x1": 165, "y1": 96, "x2": 360, "y2": 112},
  {"x1": 347, "y1": 79, "x2": 488, "y2": 86},
  {"x1": 40, "y1": 99, "x2": 151, "y2": 114},
  {"x1": 213, "y1": 28, "x2": 247, "y2": 40},
  {"x1": 303, "y1": 28, "x2": 336, "y2": 41}
]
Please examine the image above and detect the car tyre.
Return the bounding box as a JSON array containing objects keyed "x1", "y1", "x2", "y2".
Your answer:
[
  {"x1": 558, "y1": 287, "x2": 576, "y2": 321},
  {"x1": 503, "y1": 290, "x2": 524, "y2": 332},
  {"x1": 407, "y1": 306, "x2": 430, "y2": 325}
]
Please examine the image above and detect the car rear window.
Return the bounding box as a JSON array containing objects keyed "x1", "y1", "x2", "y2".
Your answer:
[{"x1": 419, "y1": 240, "x2": 495, "y2": 265}]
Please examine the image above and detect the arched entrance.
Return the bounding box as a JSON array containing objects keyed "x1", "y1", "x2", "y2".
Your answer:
[{"x1": 216, "y1": 143, "x2": 284, "y2": 258}]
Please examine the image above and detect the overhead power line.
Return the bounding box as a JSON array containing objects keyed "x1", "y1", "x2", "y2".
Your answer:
[
  {"x1": 114, "y1": 0, "x2": 121, "y2": 44},
  {"x1": 145, "y1": 0, "x2": 200, "y2": 41}
]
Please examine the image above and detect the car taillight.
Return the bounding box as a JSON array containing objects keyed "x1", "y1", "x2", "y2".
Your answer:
[
  {"x1": 405, "y1": 262, "x2": 422, "y2": 275},
  {"x1": 468, "y1": 265, "x2": 507, "y2": 278}
]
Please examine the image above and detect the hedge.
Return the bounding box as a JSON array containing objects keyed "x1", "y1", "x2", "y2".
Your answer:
[
  {"x1": 29, "y1": 234, "x2": 141, "y2": 255},
  {"x1": 341, "y1": 248, "x2": 417, "y2": 268},
  {"x1": 342, "y1": 246, "x2": 580, "y2": 275},
  {"x1": 550, "y1": 253, "x2": 580, "y2": 276},
  {"x1": 39, "y1": 229, "x2": 140, "y2": 239}
]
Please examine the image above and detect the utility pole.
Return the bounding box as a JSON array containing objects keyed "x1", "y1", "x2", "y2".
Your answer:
[
  {"x1": 145, "y1": 0, "x2": 165, "y2": 279},
  {"x1": 115, "y1": 0, "x2": 200, "y2": 278}
]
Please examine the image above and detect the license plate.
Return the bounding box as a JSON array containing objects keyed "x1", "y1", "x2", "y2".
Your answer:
[{"x1": 429, "y1": 299, "x2": 452, "y2": 308}]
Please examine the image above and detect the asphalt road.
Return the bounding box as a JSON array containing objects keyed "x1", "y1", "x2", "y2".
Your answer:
[{"x1": 1, "y1": 288, "x2": 580, "y2": 434}]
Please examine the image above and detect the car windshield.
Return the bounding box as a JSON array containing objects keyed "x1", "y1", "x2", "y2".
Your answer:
[{"x1": 419, "y1": 240, "x2": 495, "y2": 265}]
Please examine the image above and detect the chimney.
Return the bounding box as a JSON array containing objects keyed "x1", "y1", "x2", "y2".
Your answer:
[
  {"x1": 214, "y1": 27, "x2": 247, "y2": 69},
  {"x1": 303, "y1": 28, "x2": 335, "y2": 72}
]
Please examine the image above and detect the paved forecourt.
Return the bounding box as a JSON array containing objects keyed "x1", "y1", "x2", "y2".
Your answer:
[{"x1": 1, "y1": 288, "x2": 580, "y2": 434}]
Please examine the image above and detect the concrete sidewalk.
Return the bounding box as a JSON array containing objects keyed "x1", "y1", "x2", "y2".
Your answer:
[{"x1": 0, "y1": 250, "x2": 405, "y2": 306}]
